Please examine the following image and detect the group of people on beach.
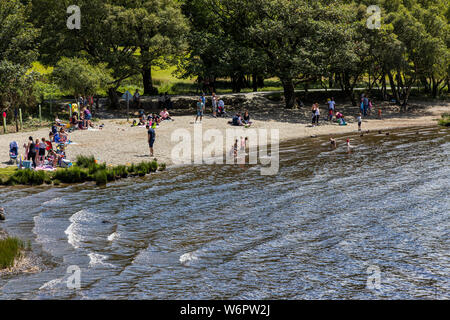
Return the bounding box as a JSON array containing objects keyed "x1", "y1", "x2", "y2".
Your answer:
[
  {"x1": 310, "y1": 94, "x2": 377, "y2": 129},
  {"x1": 22, "y1": 131, "x2": 67, "y2": 169},
  {"x1": 195, "y1": 93, "x2": 227, "y2": 123}
]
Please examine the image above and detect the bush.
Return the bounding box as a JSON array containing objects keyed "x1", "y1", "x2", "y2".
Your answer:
[
  {"x1": 54, "y1": 166, "x2": 86, "y2": 183},
  {"x1": 7, "y1": 169, "x2": 47, "y2": 186},
  {"x1": 150, "y1": 160, "x2": 158, "y2": 172},
  {"x1": 76, "y1": 155, "x2": 97, "y2": 168},
  {"x1": 0, "y1": 237, "x2": 24, "y2": 269},
  {"x1": 158, "y1": 163, "x2": 167, "y2": 171},
  {"x1": 95, "y1": 170, "x2": 108, "y2": 186},
  {"x1": 438, "y1": 114, "x2": 450, "y2": 127}
]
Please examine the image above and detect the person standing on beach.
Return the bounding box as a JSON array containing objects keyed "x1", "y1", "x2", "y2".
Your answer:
[
  {"x1": 211, "y1": 93, "x2": 218, "y2": 118},
  {"x1": 195, "y1": 98, "x2": 205, "y2": 123},
  {"x1": 314, "y1": 103, "x2": 320, "y2": 126},
  {"x1": 311, "y1": 104, "x2": 317, "y2": 126},
  {"x1": 363, "y1": 95, "x2": 369, "y2": 116},
  {"x1": 327, "y1": 98, "x2": 335, "y2": 121},
  {"x1": 146, "y1": 124, "x2": 156, "y2": 157}
]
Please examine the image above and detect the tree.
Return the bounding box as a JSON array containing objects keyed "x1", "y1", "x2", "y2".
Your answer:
[
  {"x1": 52, "y1": 57, "x2": 112, "y2": 101},
  {"x1": 0, "y1": 0, "x2": 39, "y2": 116},
  {"x1": 33, "y1": 0, "x2": 189, "y2": 106}
]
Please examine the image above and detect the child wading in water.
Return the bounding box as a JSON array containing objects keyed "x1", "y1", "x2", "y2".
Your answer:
[{"x1": 357, "y1": 113, "x2": 362, "y2": 131}]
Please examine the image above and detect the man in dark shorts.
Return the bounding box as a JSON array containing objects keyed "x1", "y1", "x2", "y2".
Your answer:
[{"x1": 146, "y1": 124, "x2": 156, "y2": 157}]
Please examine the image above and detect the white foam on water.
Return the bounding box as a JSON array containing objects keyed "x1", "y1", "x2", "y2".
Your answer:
[
  {"x1": 64, "y1": 210, "x2": 91, "y2": 249},
  {"x1": 39, "y1": 277, "x2": 64, "y2": 291},
  {"x1": 42, "y1": 197, "x2": 64, "y2": 206},
  {"x1": 107, "y1": 232, "x2": 119, "y2": 242},
  {"x1": 179, "y1": 251, "x2": 199, "y2": 265},
  {"x1": 88, "y1": 253, "x2": 114, "y2": 268}
]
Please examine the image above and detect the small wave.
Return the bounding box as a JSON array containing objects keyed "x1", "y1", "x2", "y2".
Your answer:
[
  {"x1": 107, "y1": 232, "x2": 119, "y2": 242},
  {"x1": 39, "y1": 278, "x2": 64, "y2": 291},
  {"x1": 42, "y1": 197, "x2": 64, "y2": 206},
  {"x1": 179, "y1": 251, "x2": 199, "y2": 265},
  {"x1": 88, "y1": 253, "x2": 114, "y2": 268},
  {"x1": 64, "y1": 210, "x2": 92, "y2": 249}
]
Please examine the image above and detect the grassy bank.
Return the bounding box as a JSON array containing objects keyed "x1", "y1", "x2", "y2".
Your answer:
[
  {"x1": 0, "y1": 237, "x2": 25, "y2": 269},
  {"x1": 0, "y1": 155, "x2": 166, "y2": 187},
  {"x1": 438, "y1": 114, "x2": 450, "y2": 126}
]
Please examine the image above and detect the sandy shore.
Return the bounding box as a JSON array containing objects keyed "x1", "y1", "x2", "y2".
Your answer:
[{"x1": 0, "y1": 100, "x2": 448, "y2": 168}]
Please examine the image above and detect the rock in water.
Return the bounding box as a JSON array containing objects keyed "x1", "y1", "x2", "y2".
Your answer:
[{"x1": 0, "y1": 208, "x2": 5, "y2": 221}]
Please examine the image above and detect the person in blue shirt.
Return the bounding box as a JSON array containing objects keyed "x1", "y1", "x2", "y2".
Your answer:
[
  {"x1": 195, "y1": 98, "x2": 205, "y2": 123},
  {"x1": 146, "y1": 124, "x2": 156, "y2": 157}
]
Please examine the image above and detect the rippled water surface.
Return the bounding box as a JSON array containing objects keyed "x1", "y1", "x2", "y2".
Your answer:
[{"x1": 0, "y1": 126, "x2": 449, "y2": 299}]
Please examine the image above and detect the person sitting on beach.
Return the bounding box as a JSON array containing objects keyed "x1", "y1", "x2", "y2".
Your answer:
[
  {"x1": 54, "y1": 115, "x2": 64, "y2": 127},
  {"x1": 59, "y1": 128, "x2": 68, "y2": 143},
  {"x1": 217, "y1": 99, "x2": 226, "y2": 117},
  {"x1": 335, "y1": 111, "x2": 347, "y2": 125},
  {"x1": 70, "y1": 112, "x2": 79, "y2": 129},
  {"x1": 229, "y1": 113, "x2": 244, "y2": 126},
  {"x1": 242, "y1": 110, "x2": 252, "y2": 126},
  {"x1": 138, "y1": 113, "x2": 146, "y2": 125},
  {"x1": 160, "y1": 108, "x2": 172, "y2": 121}
]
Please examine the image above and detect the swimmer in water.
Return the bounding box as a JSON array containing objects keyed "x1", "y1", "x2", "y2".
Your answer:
[{"x1": 330, "y1": 138, "x2": 337, "y2": 149}]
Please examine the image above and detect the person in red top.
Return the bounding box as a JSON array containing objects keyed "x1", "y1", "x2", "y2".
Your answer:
[{"x1": 44, "y1": 138, "x2": 53, "y2": 152}]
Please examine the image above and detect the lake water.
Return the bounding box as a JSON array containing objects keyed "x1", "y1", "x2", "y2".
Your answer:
[{"x1": 0, "y1": 126, "x2": 449, "y2": 299}]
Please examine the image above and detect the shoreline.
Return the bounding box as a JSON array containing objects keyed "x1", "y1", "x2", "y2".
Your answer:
[{"x1": 1, "y1": 101, "x2": 448, "y2": 169}]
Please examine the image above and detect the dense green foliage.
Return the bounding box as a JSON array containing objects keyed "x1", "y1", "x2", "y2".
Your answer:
[
  {"x1": 0, "y1": 157, "x2": 164, "y2": 186},
  {"x1": 0, "y1": 0, "x2": 448, "y2": 115},
  {"x1": 0, "y1": 237, "x2": 25, "y2": 269}
]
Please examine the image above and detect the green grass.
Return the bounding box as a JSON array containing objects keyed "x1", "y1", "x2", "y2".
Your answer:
[
  {"x1": 0, "y1": 158, "x2": 166, "y2": 186},
  {"x1": 0, "y1": 237, "x2": 25, "y2": 269},
  {"x1": 438, "y1": 114, "x2": 450, "y2": 127}
]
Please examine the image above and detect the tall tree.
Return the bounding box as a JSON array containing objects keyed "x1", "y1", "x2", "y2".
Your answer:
[
  {"x1": 0, "y1": 0, "x2": 39, "y2": 116},
  {"x1": 32, "y1": 0, "x2": 188, "y2": 106}
]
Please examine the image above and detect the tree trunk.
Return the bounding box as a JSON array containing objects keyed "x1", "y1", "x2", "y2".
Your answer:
[
  {"x1": 282, "y1": 78, "x2": 297, "y2": 109},
  {"x1": 257, "y1": 76, "x2": 264, "y2": 88},
  {"x1": 142, "y1": 66, "x2": 157, "y2": 95},
  {"x1": 252, "y1": 74, "x2": 258, "y2": 92},
  {"x1": 387, "y1": 71, "x2": 400, "y2": 104},
  {"x1": 108, "y1": 87, "x2": 120, "y2": 109}
]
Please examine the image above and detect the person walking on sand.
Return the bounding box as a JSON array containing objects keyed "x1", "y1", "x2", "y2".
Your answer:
[
  {"x1": 314, "y1": 103, "x2": 320, "y2": 126},
  {"x1": 311, "y1": 104, "x2": 317, "y2": 126},
  {"x1": 327, "y1": 97, "x2": 335, "y2": 121},
  {"x1": 146, "y1": 124, "x2": 156, "y2": 157},
  {"x1": 195, "y1": 98, "x2": 205, "y2": 123},
  {"x1": 357, "y1": 113, "x2": 362, "y2": 131},
  {"x1": 211, "y1": 92, "x2": 218, "y2": 118}
]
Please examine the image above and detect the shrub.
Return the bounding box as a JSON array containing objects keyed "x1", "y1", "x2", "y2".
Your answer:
[
  {"x1": 95, "y1": 170, "x2": 107, "y2": 186},
  {"x1": 76, "y1": 155, "x2": 97, "y2": 168},
  {"x1": 438, "y1": 114, "x2": 450, "y2": 127},
  {"x1": 150, "y1": 160, "x2": 158, "y2": 172},
  {"x1": 0, "y1": 237, "x2": 25, "y2": 269},
  {"x1": 158, "y1": 163, "x2": 167, "y2": 171}
]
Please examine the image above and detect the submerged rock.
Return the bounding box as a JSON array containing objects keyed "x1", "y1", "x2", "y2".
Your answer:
[{"x1": 0, "y1": 208, "x2": 5, "y2": 221}]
